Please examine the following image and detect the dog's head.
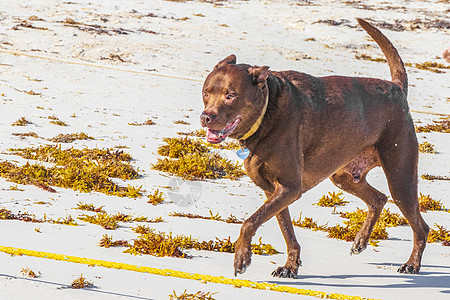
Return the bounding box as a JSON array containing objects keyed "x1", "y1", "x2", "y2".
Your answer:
[{"x1": 200, "y1": 55, "x2": 270, "y2": 143}]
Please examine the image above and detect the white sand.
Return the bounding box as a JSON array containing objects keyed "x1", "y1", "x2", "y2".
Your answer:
[{"x1": 0, "y1": 0, "x2": 449, "y2": 299}]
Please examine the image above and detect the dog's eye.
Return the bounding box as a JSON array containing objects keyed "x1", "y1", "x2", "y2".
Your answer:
[{"x1": 225, "y1": 94, "x2": 235, "y2": 102}]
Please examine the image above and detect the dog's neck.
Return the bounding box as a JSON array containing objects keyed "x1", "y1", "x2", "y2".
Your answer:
[
  {"x1": 238, "y1": 74, "x2": 284, "y2": 149},
  {"x1": 239, "y1": 88, "x2": 269, "y2": 141}
]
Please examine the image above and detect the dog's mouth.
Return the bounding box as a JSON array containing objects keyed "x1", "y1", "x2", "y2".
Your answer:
[{"x1": 206, "y1": 118, "x2": 240, "y2": 143}]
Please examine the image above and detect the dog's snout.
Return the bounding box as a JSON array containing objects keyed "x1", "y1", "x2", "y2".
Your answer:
[{"x1": 200, "y1": 112, "x2": 217, "y2": 127}]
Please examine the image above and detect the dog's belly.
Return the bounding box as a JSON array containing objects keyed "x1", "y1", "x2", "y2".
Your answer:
[{"x1": 299, "y1": 129, "x2": 379, "y2": 191}]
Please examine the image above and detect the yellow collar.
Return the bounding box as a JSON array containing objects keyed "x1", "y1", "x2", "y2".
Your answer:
[{"x1": 239, "y1": 91, "x2": 269, "y2": 141}]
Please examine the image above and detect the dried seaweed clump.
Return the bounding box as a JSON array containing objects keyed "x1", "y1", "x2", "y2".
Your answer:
[
  {"x1": 419, "y1": 193, "x2": 445, "y2": 212},
  {"x1": 292, "y1": 213, "x2": 327, "y2": 231},
  {"x1": 147, "y1": 189, "x2": 165, "y2": 205},
  {"x1": 169, "y1": 290, "x2": 217, "y2": 300},
  {"x1": 12, "y1": 132, "x2": 39, "y2": 138},
  {"x1": 157, "y1": 137, "x2": 209, "y2": 158},
  {"x1": 71, "y1": 274, "x2": 93, "y2": 289},
  {"x1": 419, "y1": 141, "x2": 437, "y2": 154},
  {"x1": 49, "y1": 132, "x2": 94, "y2": 143},
  {"x1": 177, "y1": 129, "x2": 207, "y2": 137},
  {"x1": 293, "y1": 208, "x2": 407, "y2": 246},
  {"x1": 1, "y1": 145, "x2": 141, "y2": 197},
  {"x1": 411, "y1": 61, "x2": 449, "y2": 73},
  {"x1": 49, "y1": 116, "x2": 68, "y2": 126},
  {"x1": 122, "y1": 228, "x2": 278, "y2": 258},
  {"x1": 421, "y1": 174, "x2": 450, "y2": 181},
  {"x1": 99, "y1": 234, "x2": 131, "y2": 248},
  {"x1": 20, "y1": 267, "x2": 39, "y2": 278},
  {"x1": 11, "y1": 117, "x2": 32, "y2": 126},
  {"x1": 169, "y1": 211, "x2": 243, "y2": 224},
  {"x1": 153, "y1": 137, "x2": 245, "y2": 180},
  {"x1": 75, "y1": 202, "x2": 105, "y2": 213},
  {"x1": 173, "y1": 120, "x2": 190, "y2": 125},
  {"x1": 427, "y1": 224, "x2": 450, "y2": 246},
  {"x1": 327, "y1": 208, "x2": 407, "y2": 245},
  {"x1": 355, "y1": 54, "x2": 387, "y2": 63},
  {"x1": 129, "y1": 119, "x2": 155, "y2": 126},
  {"x1": 314, "y1": 191, "x2": 348, "y2": 207},
  {"x1": 0, "y1": 208, "x2": 77, "y2": 226},
  {"x1": 206, "y1": 140, "x2": 241, "y2": 150},
  {"x1": 125, "y1": 229, "x2": 190, "y2": 257},
  {"x1": 415, "y1": 117, "x2": 450, "y2": 133},
  {"x1": 78, "y1": 212, "x2": 162, "y2": 230}
]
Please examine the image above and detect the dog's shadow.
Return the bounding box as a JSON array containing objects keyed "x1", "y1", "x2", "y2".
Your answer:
[{"x1": 268, "y1": 263, "x2": 450, "y2": 292}]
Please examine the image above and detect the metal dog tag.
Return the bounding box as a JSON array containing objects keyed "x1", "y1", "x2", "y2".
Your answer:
[{"x1": 236, "y1": 148, "x2": 250, "y2": 160}]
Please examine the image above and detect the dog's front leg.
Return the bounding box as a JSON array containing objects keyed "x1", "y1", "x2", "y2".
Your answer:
[{"x1": 234, "y1": 183, "x2": 301, "y2": 275}]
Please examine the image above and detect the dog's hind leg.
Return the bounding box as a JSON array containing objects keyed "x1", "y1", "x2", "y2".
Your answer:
[
  {"x1": 272, "y1": 207, "x2": 302, "y2": 278},
  {"x1": 376, "y1": 128, "x2": 429, "y2": 274},
  {"x1": 330, "y1": 167, "x2": 388, "y2": 255}
]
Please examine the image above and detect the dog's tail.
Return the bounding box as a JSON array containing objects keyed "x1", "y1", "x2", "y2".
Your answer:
[{"x1": 357, "y1": 18, "x2": 408, "y2": 95}]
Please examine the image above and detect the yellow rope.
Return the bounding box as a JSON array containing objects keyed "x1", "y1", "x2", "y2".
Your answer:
[{"x1": 0, "y1": 245, "x2": 377, "y2": 300}]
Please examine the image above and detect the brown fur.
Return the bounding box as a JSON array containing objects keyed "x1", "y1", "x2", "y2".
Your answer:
[{"x1": 200, "y1": 18, "x2": 429, "y2": 278}]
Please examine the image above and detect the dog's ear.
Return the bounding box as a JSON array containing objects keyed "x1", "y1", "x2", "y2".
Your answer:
[
  {"x1": 248, "y1": 66, "x2": 270, "y2": 86},
  {"x1": 214, "y1": 54, "x2": 237, "y2": 69}
]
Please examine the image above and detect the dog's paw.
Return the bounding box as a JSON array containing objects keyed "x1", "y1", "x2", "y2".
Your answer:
[
  {"x1": 271, "y1": 267, "x2": 298, "y2": 279},
  {"x1": 234, "y1": 247, "x2": 252, "y2": 276},
  {"x1": 350, "y1": 237, "x2": 368, "y2": 255},
  {"x1": 397, "y1": 264, "x2": 419, "y2": 274},
  {"x1": 350, "y1": 244, "x2": 367, "y2": 255}
]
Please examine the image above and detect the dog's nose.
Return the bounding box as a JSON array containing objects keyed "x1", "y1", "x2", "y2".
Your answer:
[{"x1": 200, "y1": 112, "x2": 217, "y2": 127}]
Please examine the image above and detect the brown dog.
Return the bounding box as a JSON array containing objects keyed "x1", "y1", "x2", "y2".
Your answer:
[{"x1": 200, "y1": 18, "x2": 429, "y2": 278}]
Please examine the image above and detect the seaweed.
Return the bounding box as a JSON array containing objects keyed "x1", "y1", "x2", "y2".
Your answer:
[
  {"x1": 50, "y1": 120, "x2": 68, "y2": 126},
  {"x1": 1, "y1": 145, "x2": 141, "y2": 197},
  {"x1": 419, "y1": 193, "x2": 445, "y2": 212},
  {"x1": 314, "y1": 191, "x2": 348, "y2": 207},
  {"x1": 173, "y1": 120, "x2": 190, "y2": 125},
  {"x1": 421, "y1": 174, "x2": 450, "y2": 181},
  {"x1": 153, "y1": 137, "x2": 244, "y2": 180},
  {"x1": 206, "y1": 140, "x2": 241, "y2": 150},
  {"x1": 20, "y1": 267, "x2": 39, "y2": 278},
  {"x1": 11, "y1": 117, "x2": 32, "y2": 126},
  {"x1": 415, "y1": 117, "x2": 450, "y2": 133},
  {"x1": 292, "y1": 213, "x2": 327, "y2": 231},
  {"x1": 49, "y1": 133, "x2": 93, "y2": 143},
  {"x1": 121, "y1": 228, "x2": 278, "y2": 258},
  {"x1": 176, "y1": 129, "x2": 206, "y2": 137},
  {"x1": 78, "y1": 211, "x2": 163, "y2": 229},
  {"x1": 169, "y1": 290, "x2": 217, "y2": 300},
  {"x1": 357, "y1": 54, "x2": 448, "y2": 73},
  {"x1": 74, "y1": 202, "x2": 105, "y2": 213},
  {"x1": 419, "y1": 141, "x2": 437, "y2": 154},
  {"x1": 168, "y1": 211, "x2": 243, "y2": 224},
  {"x1": 157, "y1": 137, "x2": 209, "y2": 158},
  {"x1": 293, "y1": 208, "x2": 407, "y2": 246},
  {"x1": 12, "y1": 132, "x2": 39, "y2": 138},
  {"x1": 355, "y1": 54, "x2": 387, "y2": 63},
  {"x1": 12, "y1": 20, "x2": 48, "y2": 31},
  {"x1": 0, "y1": 208, "x2": 77, "y2": 226},
  {"x1": 99, "y1": 235, "x2": 131, "y2": 248},
  {"x1": 412, "y1": 61, "x2": 449, "y2": 73},
  {"x1": 71, "y1": 274, "x2": 93, "y2": 289},
  {"x1": 427, "y1": 224, "x2": 450, "y2": 245},
  {"x1": 128, "y1": 119, "x2": 155, "y2": 126},
  {"x1": 147, "y1": 189, "x2": 165, "y2": 205}
]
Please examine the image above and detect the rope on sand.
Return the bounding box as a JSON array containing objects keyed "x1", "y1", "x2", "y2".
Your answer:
[
  {"x1": 0, "y1": 49, "x2": 203, "y2": 83},
  {"x1": 0, "y1": 245, "x2": 378, "y2": 300}
]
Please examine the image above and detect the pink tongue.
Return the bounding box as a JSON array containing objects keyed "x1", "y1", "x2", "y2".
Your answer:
[{"x1": 207, "y1": 129, "x2": 226, "y2": 143}]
